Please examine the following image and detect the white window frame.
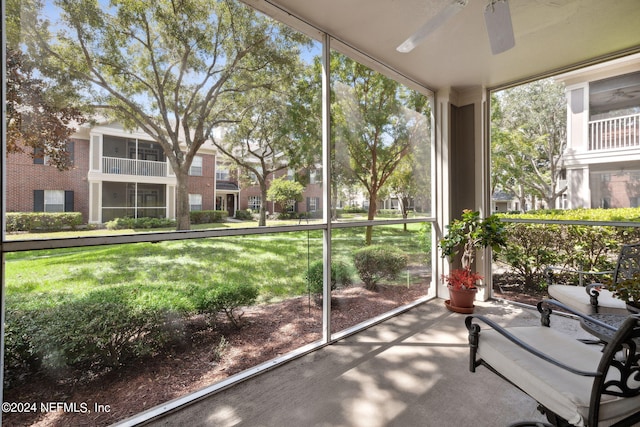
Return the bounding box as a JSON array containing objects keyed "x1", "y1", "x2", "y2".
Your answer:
[
  {"x1": 189, "y1": 156, "x2": 203, "y2": 176},
  {"x1": 248, "y1": 195, "x2": 261, "y2": 211},
  {"x1": 44, "y1": 190, "x2": 65, "y2": 212},
  {"x1": 309, "y1": 197, "x2": 319, "y2": 212},
  {"x1": 189, "y1": 194, "x2": 202, "y2": 211},
  {"x1": 216, "y1": 166, "x2": 229, "y2": 181}
]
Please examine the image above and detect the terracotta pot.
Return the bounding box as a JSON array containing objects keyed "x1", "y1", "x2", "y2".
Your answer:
[{"x1": 448, "y1": 285, "x2": 478, "y2": 309}]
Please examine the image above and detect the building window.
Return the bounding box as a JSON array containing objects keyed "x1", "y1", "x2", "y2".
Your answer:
[
  {"x1": 33, "y1": 141, "x2": 75, "y2": 167},
  {"x1": 216, "y1": 166, "x2": 229, "y2": 181},
  {"x1": 45, "y1": 190, "x2": 65, "y2": 212},
  {"x1": 34, "y1": 190, "x2": 74, "y2": 212},
  {"x1": 309, "y1": 169, "x2": 318, "y2": 184},
  {"x1": 189, "y1": 194, "x2": 202, "y2": 211},
  {"x1": 308, "y1": 197, "x2": 319, "y2": 212},
  {"x1": 33, "y1": 147, "x2": 44, "y2": 164},
  {"x1": 189, "y1": 156, "x2": 203, "y2": 176},
  {"x1": 248, "y1": 195, "x2": 261, "y2": 212}
]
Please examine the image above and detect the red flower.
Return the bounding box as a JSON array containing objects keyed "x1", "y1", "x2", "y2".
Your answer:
[{"x1": 442, "y1": 268, "x2": 483, "y2": 290}]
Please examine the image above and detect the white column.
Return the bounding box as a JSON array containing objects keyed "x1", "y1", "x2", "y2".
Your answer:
[{"x1": 435, "y1": 88, "x2": 453, "y2": 300}]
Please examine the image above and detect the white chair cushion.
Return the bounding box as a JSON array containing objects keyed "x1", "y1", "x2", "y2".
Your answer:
[
  {"x1": 548, "y1": 285, "x2": 628, "y2": 315},
  {"x1": 477, "y1": 326, "x2": 640, "y2": 427}
]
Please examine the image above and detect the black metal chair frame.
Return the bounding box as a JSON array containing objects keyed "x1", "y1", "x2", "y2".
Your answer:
[
  {"x1": 466, "y1": 299, "x2": 640, "y2": 427},
  {"x1": 545, "y1": 243, "x2": 640, "y2": 314}
]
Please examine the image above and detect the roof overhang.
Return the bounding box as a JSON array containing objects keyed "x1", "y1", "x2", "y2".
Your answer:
[{"x1": 243, "y1": 0, "x2": 640, "y2": 92}]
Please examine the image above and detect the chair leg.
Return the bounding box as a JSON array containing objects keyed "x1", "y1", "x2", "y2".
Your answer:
[{"x1": 538, "y1": 406, "x2": 573, "y2": 427}]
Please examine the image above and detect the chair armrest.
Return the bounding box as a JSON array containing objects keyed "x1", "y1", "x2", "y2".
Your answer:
[
  {"x1": 585, "y1": 283, "x2": 607, "y2": 293},
  {"x1": 544, "y1": 266, "x2": 613, "y2": 286},
  {"x1": 536, "y1": 299, "x2": 618, "y2": 333},
  {"x1": 585, "y1": 283, "x2": 607, "y2": 299},
  {"x1": 465, "y1": 313, "x2": 600, "y2": 377}
]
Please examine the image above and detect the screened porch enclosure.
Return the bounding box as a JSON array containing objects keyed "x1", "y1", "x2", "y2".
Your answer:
[{"x1": 101, "y1": 182, "x2": 168, "y2": 222}]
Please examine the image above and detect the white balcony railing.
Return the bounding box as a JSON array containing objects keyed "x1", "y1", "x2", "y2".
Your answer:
[
  {"x1": 102, "y1": 157, "x2": 168, "y2": 177},
  {"x1": 589, "y1": 113, "x2": 640, "y2": 151}
]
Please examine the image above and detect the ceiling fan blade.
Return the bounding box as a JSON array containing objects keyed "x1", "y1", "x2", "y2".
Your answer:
[
  {"x1": 396, "y1": 0, "x2": 468, "y2": 53},
  {"x1": 484, "y1": 0, "x2": 515, "y2": 54}
]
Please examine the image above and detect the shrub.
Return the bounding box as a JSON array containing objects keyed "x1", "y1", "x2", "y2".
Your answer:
[
  {"x1": 4, "y1": 287, "x2": 181, "y2": 382},
  {"x1": 341, "y1": 205, "x2": 367, "y2": 214},
  {"x1": 194, "y1": 282, "x2": 259, "y2": 329},
  {"x1": 497, "y1": 208, "x2": 640, "y2": 288},
  {"x1": 560, "y1": 224, "x2": 619, "y2": 276},
  {"x1": 306, "y1": 260, "x2": 354, "y2": 302},
  {"x1": 418, "y1": 222, "x2": 432, "y2": 259},
  {"x1": 105, "y1": 217, "x2": 176, "y2": 230},
  {"x1": 4, "y1": 308, "x2": 46, "y2": 386},
  {"x1": 353, "y1": 245, "x2": 407, "y2": 291},
  {"x1": 51, "y1": 290, "x2": 179, "y2": 370},
  {"x1": 309, "y1": 209, "x2": 323, "y2": 219},
  {"x1": 6, "y1": 212, "x2": 82, "y2": 232},
  {"x1": 276, "y1": 211, "x2": 298, "y2": 220},
  {"x1": 190, "y1": 210, "x2": 228, "y2": 224},
  {"x1": 234, "y1": 209, "x2": 254, "y2": 220},
  {"x1": 377, "y1": 209, "x2": 401, "y2": 217},
  {"x1": 499, "y1": 223, "x2": 565, "y2": 288}
]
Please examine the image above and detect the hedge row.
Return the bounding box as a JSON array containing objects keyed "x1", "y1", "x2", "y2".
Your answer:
[
  {"x1": 4, "y1": 282, "x2": 259, "y2": 386},
  {"x1": 9, "y1": 209, "x2": 229, "y2": 233},
  {"x1": 190, "y1": 210, "x2": 229, "y2": 224},
  {"x1": 6, "y1": 212, "x2": 83, "y2": 232},
  {"x1": 106, "y1": 217, "x2": 177, "y2": 230},
  {"x1": 497, "y1": 208, "x2": 640, "y2": 287}
]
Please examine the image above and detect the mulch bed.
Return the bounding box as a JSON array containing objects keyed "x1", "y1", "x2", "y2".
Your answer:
[{"x1": 492, "y1": 273, "x2": 550, "y2": 306}]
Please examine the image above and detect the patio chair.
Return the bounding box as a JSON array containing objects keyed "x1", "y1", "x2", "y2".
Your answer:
[
  {"x1": 465, "y1": 299, "x2": 640, "y2": 427},
  {"x1": 545, "y1": 243, "x2": 640, "y2": 315}
]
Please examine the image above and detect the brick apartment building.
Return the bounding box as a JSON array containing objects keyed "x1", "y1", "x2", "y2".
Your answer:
[
  {"x1": 233, "y1": 167, "x2": 323, "y2": 216},
  {"x1": 6, "y1": 121, "x2": 323, "y2": 224}
]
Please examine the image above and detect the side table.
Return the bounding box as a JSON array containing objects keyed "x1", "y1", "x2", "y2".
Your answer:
[{"x1": 580, "y1": 313, "x2": 628, "y2": 343}]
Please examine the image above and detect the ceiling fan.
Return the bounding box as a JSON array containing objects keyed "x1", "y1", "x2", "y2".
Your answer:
[{"x1": 396, "y1": 0, "x2": 515, "y2": 55}]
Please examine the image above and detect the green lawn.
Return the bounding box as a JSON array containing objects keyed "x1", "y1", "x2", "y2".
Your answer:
[
  {"x1": 6, "y1": 223, "x2": 430, "y2": 309},
  {"x1": 2, "y1": 221, "x2": 431, "y2": 400}
]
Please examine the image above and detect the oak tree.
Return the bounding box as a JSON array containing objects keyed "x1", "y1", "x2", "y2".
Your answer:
[{"x1": 34, "y1": 0, "x2": 307, "y2": 229}]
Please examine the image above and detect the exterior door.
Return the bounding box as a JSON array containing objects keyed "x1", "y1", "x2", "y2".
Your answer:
[{"x1": 226, "y1": 194, "x2": 235, "y2": 217}]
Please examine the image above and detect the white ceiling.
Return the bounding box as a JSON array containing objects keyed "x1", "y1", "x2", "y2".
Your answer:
[{"x1": 245, "y1": 0, "x2": 640, "y2": 92}]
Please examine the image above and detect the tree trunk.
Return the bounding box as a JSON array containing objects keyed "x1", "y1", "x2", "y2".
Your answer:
[
  {"x1": 174, "y1": 167, "x2": 191, "y2": 230},
  {"x1": 401, "y1": 196, "x2": 409, "y2": 231},
  {"x1": 258, "y1": 184, "x2": 268, "y2": 227},
  {"x1": 331, "y1": 180, "x2": 339, "y2": 221},
  {"x1": 365, "y1": 193, "x2": 377, "y2": 245}
]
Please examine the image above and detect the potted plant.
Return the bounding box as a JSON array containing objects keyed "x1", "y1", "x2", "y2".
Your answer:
[
  {"x1": 439, "y1": 209, "x2": 507, "y2": 313},
  {"x1": 607, "y1": 273, "x2": 640, "y2": 314}
]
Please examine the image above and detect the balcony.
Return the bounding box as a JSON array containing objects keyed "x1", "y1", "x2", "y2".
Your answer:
[
  {"x1": 102, "y1": 156, "x2": 168, "y2": 177},
  {"x1": 589, "y1": 113, "x2": 640, "y2": 151}
]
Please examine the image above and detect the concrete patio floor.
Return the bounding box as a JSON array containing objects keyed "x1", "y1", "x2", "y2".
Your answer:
[{"x1": 142, "y1": 298, "x2": 595, "y2": 427}]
